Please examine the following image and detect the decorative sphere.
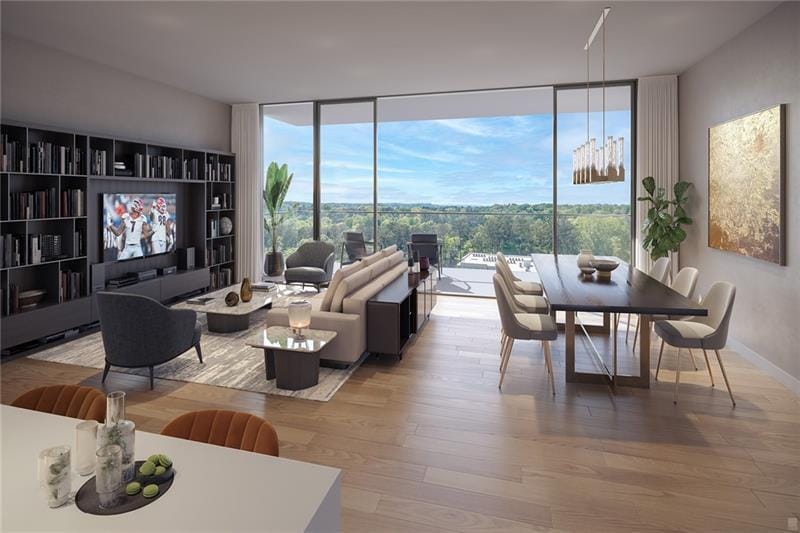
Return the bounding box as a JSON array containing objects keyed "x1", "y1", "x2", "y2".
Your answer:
[
  {"x1": 220, "y1": 216, "x2": 233, "y2": 235},
  {"x1": 225, "y1": 292, "x2": 239, "y2": 306}
]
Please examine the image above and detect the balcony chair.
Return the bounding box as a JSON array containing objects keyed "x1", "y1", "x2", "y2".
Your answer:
[
  {"x1": 340, "y1": 231, "x2": 372, "y2": 266},
  {"x1": 654, "y1": 281, "x2": 737, "y2": 406},
  {"x1": 161, "y1": 410, "x2": 279, "y2": 457},
  {"x1": 284, "y1": 241, "x2": 335, "y2": 291},
  {"x1": 407, "y1": 233, "x2": 443, "y2": 277},
  {"x1": 96, "y1": 292, "x2": 203, "y2": 390},
  {"x1": 495, "y1": 252, "x2": 543, "y2": 296}
]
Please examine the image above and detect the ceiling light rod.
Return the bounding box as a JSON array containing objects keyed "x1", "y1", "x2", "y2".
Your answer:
[{"x1": 584, "y1": 7, "x2": 612, "y2": 50}]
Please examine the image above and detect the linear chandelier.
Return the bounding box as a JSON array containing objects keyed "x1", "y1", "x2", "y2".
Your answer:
[{"x1": 572, "y1": 6, "x2": 625, "y2": 185}]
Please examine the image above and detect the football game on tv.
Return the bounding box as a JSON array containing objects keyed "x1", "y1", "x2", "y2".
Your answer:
[{"x1": 102, "y1": 193, "x2": 177, "y2": 262}]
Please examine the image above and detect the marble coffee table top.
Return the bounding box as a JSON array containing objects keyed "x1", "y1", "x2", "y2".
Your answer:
[
  {"x1": 179, "y1": 282, "x2": 272, "y2": 316},
  {"x1": 247, "y1": 326, "x2": 337, "y2": 353}
]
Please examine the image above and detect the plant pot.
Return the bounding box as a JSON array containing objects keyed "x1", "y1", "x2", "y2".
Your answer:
[{"x1": 266, "y1": 252, "x2": 284, "y2": 276}]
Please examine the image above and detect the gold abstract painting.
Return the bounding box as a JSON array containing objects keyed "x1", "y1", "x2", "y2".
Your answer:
[{"x1": 708, "y1": 105, "x2": 785, "y2": 265}]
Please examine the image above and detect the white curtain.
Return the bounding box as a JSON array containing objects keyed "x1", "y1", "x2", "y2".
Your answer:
[
  {"x1": 636, "y1": 75, "x2": 679, "y2": 276},
  {"x1": 231, "y1": 103, "x2": 263, "y2": 283}
]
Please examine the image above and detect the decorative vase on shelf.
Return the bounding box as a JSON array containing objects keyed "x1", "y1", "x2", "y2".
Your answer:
[
  {"x1": 96, "y1": 391, "x2": 136, "y2": 483},
  {"x1": 577, "y1": 249, "x2": 594, "y2": 269},
  {"x1": 240, "y1": 277, "x2": 252, "y2": 302}
]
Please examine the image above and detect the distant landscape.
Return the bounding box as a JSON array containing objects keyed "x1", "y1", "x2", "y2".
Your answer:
[{"x1": 267, "y1": 202, "x2": 631, "y2": 265}]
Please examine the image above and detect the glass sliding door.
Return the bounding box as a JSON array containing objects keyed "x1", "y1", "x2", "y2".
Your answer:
[
  {"x1": 262, "y1": 103, "x2": 314, "y2": 259},
  {"x1": 318, "y1": 100, "x2": 376, "y2": 258},
  {"x1": 555, "y1": 84, "x2": 634, "y2": 262},
  {"x1": 376, "y1": 88, "x2": 553, "y2": 296}
]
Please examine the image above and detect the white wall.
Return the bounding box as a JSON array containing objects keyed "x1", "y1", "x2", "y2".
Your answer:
[
  {"x1": 1, "y1": 35, "x2": 230, "y2": 152},
  {"x1": 679, "y1": 2, "x2": 799, "y2": 381}
]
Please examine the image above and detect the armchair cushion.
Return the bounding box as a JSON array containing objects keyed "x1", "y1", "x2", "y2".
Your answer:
[{"x1": 285, "y1": 266, "x2": 328, "y2": 284}]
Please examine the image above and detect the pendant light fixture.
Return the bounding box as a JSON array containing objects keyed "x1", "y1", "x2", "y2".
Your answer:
[{"x1": 572, "y1": 6, "x2": 625, "y2": 185}]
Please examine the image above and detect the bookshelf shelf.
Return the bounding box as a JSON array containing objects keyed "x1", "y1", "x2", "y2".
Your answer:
[{"x1": 1, "y1": 120, "x2": 235, "y2": 353}]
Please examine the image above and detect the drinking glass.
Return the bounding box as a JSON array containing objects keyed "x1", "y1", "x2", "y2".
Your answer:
[
  {"x1": 75, "y1": 420, "x2": 98, "y2": 476},
  {"x1": 97, "y1": 391, "x2": 136, "y2": 482},
  {"x1": 95, "y1": 444, "x2": 123, "y2": 509},
  {"x1": 42, "y1": 445, "x2": 71, "y2": 508}
]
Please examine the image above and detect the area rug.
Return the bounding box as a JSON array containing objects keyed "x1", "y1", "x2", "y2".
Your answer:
[{"x1": 29, "y1": 286, "x2": 365, "y2": 402}]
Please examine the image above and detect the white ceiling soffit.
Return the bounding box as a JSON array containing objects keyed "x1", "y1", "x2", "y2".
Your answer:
[
  {"x1": 1, "y1": 1, "x2": 778, "y2": 105},
  {"x1": 263, "y1": 86, "x2": 632, "y2": 126}
]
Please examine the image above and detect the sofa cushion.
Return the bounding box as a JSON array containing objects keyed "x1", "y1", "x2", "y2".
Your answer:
[
  {"x1": 342, "y1": 262, "x2": 408, "y2": 316},
  {"x1": 360, "y1": 251, "x2": 384, "y2": 267},
  {"x1": 330, "y1": 267, "x2": 373, "y2": 313},
  {"x1": 381, "y1": 245, "x2": 398, "y2": 257},
  {"x1": 284, "y1": 266, "x2": 327, "y2": 283},
  {"x1": 320, "y1": 261, "x2": 364, "y2": 312}
]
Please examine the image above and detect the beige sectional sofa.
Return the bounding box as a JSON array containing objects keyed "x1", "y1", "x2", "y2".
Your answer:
[{"x1": 265, "y1": 245, "x2": 407, "y2": 365}]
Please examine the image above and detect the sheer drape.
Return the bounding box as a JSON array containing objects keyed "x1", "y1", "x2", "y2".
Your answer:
[{"x1": 231, "y1": 103, "x2": 263, "y2": 282}]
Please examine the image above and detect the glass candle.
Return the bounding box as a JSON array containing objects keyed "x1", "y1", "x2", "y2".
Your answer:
[
  {"x1": 97, "y1": 391, "x2": 136, "y2": 482},
  {"x1": 288, "y1": 300, "x2": 312, "y2": 338},
  {"x1": 75, "y1": 420, "x2": 98, "y2": 476},
  {"x1": 43, "y1": 445, "x2": 71, "y2": 508},
  {"x1": 95, "y1": 444, "x2": 123, "y2": 509}
]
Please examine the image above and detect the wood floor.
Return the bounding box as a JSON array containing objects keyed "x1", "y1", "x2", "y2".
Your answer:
[{"x1": 2, "y1": 296, "x2": 799, "y2": 532}]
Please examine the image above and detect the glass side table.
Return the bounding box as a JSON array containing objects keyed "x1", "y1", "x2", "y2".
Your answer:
[{"x1": 247, "y1": 326, "x2": 337, "y2": 390}]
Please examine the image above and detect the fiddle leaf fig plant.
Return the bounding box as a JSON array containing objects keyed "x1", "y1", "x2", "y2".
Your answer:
[{"x1": 638, "y1": 176, "x2": 693, "y2": 260}]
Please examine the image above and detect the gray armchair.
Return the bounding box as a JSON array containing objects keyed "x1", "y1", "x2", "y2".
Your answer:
[
  {"x1": 284, "y1": 241, "x2": 335, "y2": 291},
  {"x1": 96, "y1": 292, "x2": 203, "y2": 389}
]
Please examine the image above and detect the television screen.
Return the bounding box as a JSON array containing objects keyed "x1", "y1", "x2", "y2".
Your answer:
[{"x1": 102, "y1": 193, "x2": 177, "y2": 262}]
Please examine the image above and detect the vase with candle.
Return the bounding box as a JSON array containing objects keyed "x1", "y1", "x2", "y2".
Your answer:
[
  {"x1": 43, "y1": 445, "x2": 71, "y2": 508},
  {"x1": 96, "y1": 391, "x2": 136, "y2": 483},
  {"x1": 288, "y1": 300, "x2": 312, "y2": 339},
  {"x1": 95, "y1": 444, "x2": 123, "y2": 509}
]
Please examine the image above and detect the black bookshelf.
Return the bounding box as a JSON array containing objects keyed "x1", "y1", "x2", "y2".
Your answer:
[{"x1": 1, "y1": 121, "x2": 236, "y2": 353}]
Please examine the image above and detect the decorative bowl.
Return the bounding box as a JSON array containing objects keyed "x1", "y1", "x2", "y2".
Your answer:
[
  {"x1": 19, "y1": 289, "x2": 46, "y2": 309},
  {"x1": 579, "y1": 267, "x2": 596, "y2": 279},
  {"x1": 589, "y1": 259, "x2": 620, "y2": 280}
]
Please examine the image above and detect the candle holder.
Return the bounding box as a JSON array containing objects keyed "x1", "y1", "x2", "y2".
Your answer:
[
  {"x1": 42, "y1": 445, "x2": 71, "y2": 508},
  {"x1": 288, "y1": 300, "x2": 312, "y2": 339},
  {"x1": 95, "y1": 444, "x2": 123, "y2": 509},
  {"x1": 75, "y1": 420, "x2": 98, "y2": 476},
  {"x1": 96, "y1": 391, "x2": 136, "y2": 483}
]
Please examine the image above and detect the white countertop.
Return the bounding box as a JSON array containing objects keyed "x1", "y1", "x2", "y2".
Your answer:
[{"x1": 1, "y1": 405, "x2": 341, "y2": 532}]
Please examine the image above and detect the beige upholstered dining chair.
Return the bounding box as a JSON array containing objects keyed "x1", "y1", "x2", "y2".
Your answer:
[
  {"x1": 654, "y1": 281, "x2": 737, "y2": 406},
  {"x1": 493, "y1": 274, "x2": 558, "y2": 394},
  {"x1": 653, "y1": 267, "x2": 700, "y2": 371},
  {"x1": 495, "y1": 252, "x2": 543, "y2": 296},
  {"x1": 628, "y1": 256, "x2": 673, "y2": 349}
]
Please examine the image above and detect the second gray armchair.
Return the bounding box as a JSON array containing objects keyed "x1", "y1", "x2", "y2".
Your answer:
[{"x1": 284, "y1": 241, "x2": 336, "y2": 291}]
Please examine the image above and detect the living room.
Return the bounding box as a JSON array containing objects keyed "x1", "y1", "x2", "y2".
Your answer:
[{"x1": 1, "y1": 2, "x2": 798, "y2": 531}]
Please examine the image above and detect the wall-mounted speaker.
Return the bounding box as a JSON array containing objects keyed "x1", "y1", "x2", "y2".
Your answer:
[
  {"x1": 178, "y1": 247, "x2": 195, "y2": 271},
  {"x1": 91, "y1": 264, "x2": 106, "y2": 292}
]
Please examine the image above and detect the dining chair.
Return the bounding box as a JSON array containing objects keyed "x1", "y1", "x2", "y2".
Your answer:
[
  {"x1": 493, "y1": 274, "x2": 558, "y2": 394},
  {"x1": 11, "y1": 384, "x2": 106, "y2": 422},
  {"x1": 161, "y1": 409, "x2": 280, "y2": 457},
  {"x1": 654, "y1": 281, "x2": 737, "y2": 406},
  {"x1": 495, "y1": 252, "x2": 543, "y2": 296},
  {"x1": 627, "y1": 256, "x2": 672, "y2": 349},
  {"x1": 653, "y1": 267, "x2": 700, "y2": 371}
]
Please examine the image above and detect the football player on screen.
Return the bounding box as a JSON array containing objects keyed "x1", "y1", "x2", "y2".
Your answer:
[
  {"x1": 107, "y1": 198, "x2": 152, "y2": 260},
  {"x1": 149, "y1": 196, "x2": 175, "y2": 254}
]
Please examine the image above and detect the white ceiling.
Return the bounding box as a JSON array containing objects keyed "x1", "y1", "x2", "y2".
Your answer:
[{"x1": 1, "y1": 1, "x2": 778, "y2": 105}]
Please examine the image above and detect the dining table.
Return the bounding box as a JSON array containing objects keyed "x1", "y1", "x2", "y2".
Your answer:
[
  {"x1": 531, "y1": 254, "x2": 707, "y2": 388},
  {"x1": 1, "y1": 405, "x2": 341, "y2": 532}
]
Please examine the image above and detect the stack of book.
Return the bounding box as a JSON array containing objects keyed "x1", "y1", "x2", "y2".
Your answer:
[
  {"x1": 210, "y1": 268, "x2": 233, "y2": 290},
  {"x1": 28, "y1": 234, "x2": 63, "y2": 263},
  {"x1": 91, "y1": 149, "x2": 108, "y2": 175},
  {"x1": 206, "y1": 244, "x2": 232, "y2": 266},
  {"x1": 61, "y1": 188, "x2": 85, "y2": 217},
  {"x1": 73, "y1": 228, "x2": 85, "y2": 257},
  {"x1": 1, "y1": 134, "x2": 26, "y2": 172},
  {"x1": 60, "y1": 269, "x2": 84, "y2": 302},
  {"x1": 114, "y1": 161, "x2": 133, "y2": 177},
  {"x1": 208, "y1": 218, "x2": 219, "y2": 238},
  {"x1": 10, "y1": 188, "x2": 57, "y2": 219},
  {"x1": 220, "y1": 162, "x2": 233, "y2": 181},
  {"x1": 1, "y1": 234, "x2": 25, "y2": 268},
  {"x1": 29, "y1": 142, "x2": 74, "y2": 174},
  {"x1": 206, "y1": 160, "x2": 217, "y2": 181},
  {"x1": 183, "y1": 157, "x2": 201, "y2": 180},
  {"x1": 148, "y1": 154, "x2": 180, "y2": 179}
]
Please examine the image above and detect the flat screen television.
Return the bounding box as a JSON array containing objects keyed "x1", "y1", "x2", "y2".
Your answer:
[{"x1": 102, "y1": 193, "x2": 177, "y2": 262}]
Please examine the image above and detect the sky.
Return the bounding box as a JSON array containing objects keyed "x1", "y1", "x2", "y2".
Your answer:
[{"x1": 262, "y1": 106, "x2": 631, "y2": 207}]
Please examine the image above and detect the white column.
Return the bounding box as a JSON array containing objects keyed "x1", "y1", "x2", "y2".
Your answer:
[{"x1": 231, "y1": 103, "x2": 263, "y2": 282}]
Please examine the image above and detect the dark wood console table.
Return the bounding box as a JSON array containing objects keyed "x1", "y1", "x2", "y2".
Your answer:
[{"x1": 366, "y1": 270, "x2": 437, "y2": 358}]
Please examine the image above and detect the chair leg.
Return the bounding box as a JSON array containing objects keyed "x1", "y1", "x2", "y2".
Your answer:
[
  {"x1": 688, "y1": 348, "x2": 699, "y2": 371},
  {"x1": 673, "y1": 348, "x2": 682, "y2": 404},
  {"x1": 625, "y1": 313, "x2": 631, "y2": 343},
  {"x1": 655, "y1": 339, "x2": 665, "y2": 381},
  {"x1": 499, "y1": 334, "x2": 509, "y2": 369},
  {"x1": 543, "y1": 341, "x2": 555, "y2": 396},
  {"x1": 632, "y1": 318, "x2": 640, "y2": 352},
  {"x1": 714, "y1": 349, "x2": 736, "y2": 407},
  {"x1": 149, "y1": 366, "x2": 155, "y2": 390},
  {"x1": 702, "y1": 349, "x2": 715, "y2": 387},
  {"x1": 102, "y1": 362, "x2": 111, "y2": 383},
  {"x1": 498, "y1": 338, "x2": 514, "y2": 389},
  {"x1": 195, "y1": 343, "x2": 203, "y2": 364}
]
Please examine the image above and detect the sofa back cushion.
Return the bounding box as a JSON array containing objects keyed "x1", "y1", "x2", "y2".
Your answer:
[
  {"x1": 381, "y1": 245, "x2": 398, "y2": 257},
  {"x1": 342, "y1": 261, "x2": 408, "y2": 316},
  {"x1": 328, "y1": 251, "x2": 405, "y2": 312},
  {"x1": 360, "y1": 250, "x2": 384, "y2": 267},
  {"x1": 320, "y1": 261, "x2": 363, "y2": 312}
]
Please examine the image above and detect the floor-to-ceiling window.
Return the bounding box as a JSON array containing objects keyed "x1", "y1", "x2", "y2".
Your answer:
[
  {"x1": 555, "y1": 84, "x2": 633, "y2": 262},
  {"x1": 262, "y1": 103, "x2": 314, "y2": 258}
]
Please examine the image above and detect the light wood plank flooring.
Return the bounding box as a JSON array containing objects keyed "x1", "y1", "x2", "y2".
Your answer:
[{"x1": 2, "y1": 296, "x2": 798, "y2": 532}]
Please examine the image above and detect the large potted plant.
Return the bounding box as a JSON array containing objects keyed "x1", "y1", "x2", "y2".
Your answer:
[
  {"x1": 263, "y1": 161, "x2": 293, "y2": 276},
  {"x1": 638, "y1": 176, "x2": 692, "y2": 260}
]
